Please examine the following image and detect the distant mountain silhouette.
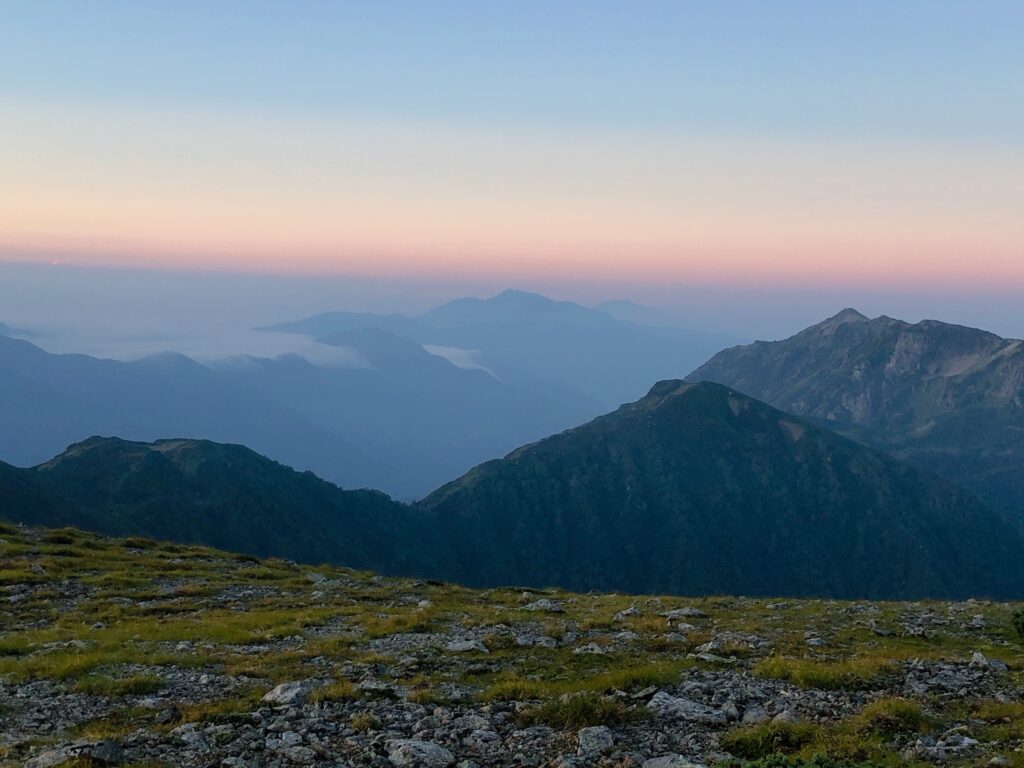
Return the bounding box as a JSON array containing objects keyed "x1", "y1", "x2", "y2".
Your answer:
[
  {"x1": 263, "y1": 289, "x2": 736, "y2": 409},
  {"x1": 216, "y1": 327, "x2": 594, "y2": 497},
  {"x1": 0, "y1": 334, "x2": 389, "y2": 489},
  {"x1": 0, "y1": 321, "x2": 34, "y2": 338},
  {"x1": 0, "y1": 331, "x2": 590, "y2": 499},
  {"x1": 689, "y1": 310, "x2": 1024, "y2": 518}
]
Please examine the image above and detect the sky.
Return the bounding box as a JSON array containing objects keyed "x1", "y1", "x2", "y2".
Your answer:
[{"x1": 2, "y1": 2, "x2": 1023, "y2": 291}]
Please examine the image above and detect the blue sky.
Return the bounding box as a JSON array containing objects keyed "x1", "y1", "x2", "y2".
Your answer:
[{"x1": 5, "y1": 2, "x2": 1022, "y2": 140}]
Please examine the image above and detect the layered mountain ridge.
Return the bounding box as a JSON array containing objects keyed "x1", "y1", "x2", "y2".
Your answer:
[
  {"x1": 688, "y1": 310, "x2": 1024, "y2": 516},
  {"x1": 3, "y1": 380, "x2": 1019, "y2": 599},
  {"x1": 263, "y1": 289, "x2": 735, "y2": 410},
  {"x1": 420, "y1": 380, "x2": 1020, "y2": 599}
]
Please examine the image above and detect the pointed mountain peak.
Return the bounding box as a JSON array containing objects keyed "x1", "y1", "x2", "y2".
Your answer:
[
  {"x1": 829, "y1": 307, "x2": 869, "y2": 323},
  {"x1": 799, "y1": 308, "x2": 873, "y2": 337},
  {"x1": 492, "y1": 289, "x2": 551, "y2": 304}
]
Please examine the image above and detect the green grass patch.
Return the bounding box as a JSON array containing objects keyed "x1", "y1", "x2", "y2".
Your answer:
[
  {"x1": 480, "y1": 659, "x2": 690, "y2": 702},
  {"x1": 721, "y1": 721, "x2": 821, "y2": 759},
  {"x1": 849, "y1": 698, "x2": 929, "y2": 735},
  {"x1": 516, "y1": 693, "x2": 639, "y2": 729},
  {"x1": 75, "y1": 673, "x2": 165, "y2": 696},
  {"x1": 309, "y1": 679, "x2": 358, "y2": 703},
  {"x1": 754, "y1": 656, "x2": 895, "y2": 690}
]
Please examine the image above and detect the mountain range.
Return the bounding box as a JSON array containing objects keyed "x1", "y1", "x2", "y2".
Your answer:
[
  {"x1": 0, "y1": 289, "x2": 735, "y2": 499},
  {"x1": 263, "y1": 289, "x2": 735, "y2": 410},
  {"x1": 3, "y1": 381, "x2": 1019, "y2": 599},
  {"x1": 0, "y1": 328, "x2": 591, "y2": 499},
  {"x1": 689, "y1": 309, "x2": 1024, "y2": 518}
]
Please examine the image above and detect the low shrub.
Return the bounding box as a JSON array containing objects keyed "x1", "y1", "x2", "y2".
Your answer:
[
  {"x1": 516, "y1": 693, "x2": 635, "y2": 729},
  {"x1": 75, "y1": 674, "x2": 165, "y2": 696},
  {"x1": 753, "y1": 657, "x2": 894, "y2": 691},
  {"x1": 720, "y1": 721, "x2": 819, "y2": 759}
]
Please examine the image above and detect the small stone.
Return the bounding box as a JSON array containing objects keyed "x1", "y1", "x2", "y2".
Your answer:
[
  {"x1": 155, "y1": 706, "x2": 180, "y2": 724},
  {"x1": 576, "y1": 725, "x2": 614, "y2": 756},
  {"x1": 721, "y1": 700, "x2": 741, "y2": 722},
  {"x1": 648, "y1": 692, "x2": 726, "y2": 724},
  {"x1": 661, "y1": 607, "x2": 706, "y2": 620},
  {"x1": 445, "y1": 639, "x2": 488, "y2": 654},
  {"x1": 282, "y1": 746, "x2": 318, "y2": 764},
  {"x1": 572, "y1": 642, "x2": 608, "y2": 655},
  {"x1": 970, "y1": 651, "x2": 1009, "y2": 672},
  {"x1": 772, "y1": 710, "x2": 800, "y2": 724},
  {"x1": 25, "y1": 750, "x2": 73, "y2": 768},
  {"x1": 614, "y1": 606, "x2": 639, "y2": 621},
  {"x1": 742, "y1": 706, "x2": 769, "y2": 724},
  {"x1": 263, "y1": 681, "x2": 313, "y2": 706},
  {"x1": 522, "y1": 599, "x2": 564, "y2": 613},
  {"x1": 82, "y1": 741, "x2": 124, "y2": 765},
  {"x1": 387, "y1": 739, "x2": 455, "y2": 767},
  {"x1": 643, "y1": 757, "x2": 704, "y2": 768}
]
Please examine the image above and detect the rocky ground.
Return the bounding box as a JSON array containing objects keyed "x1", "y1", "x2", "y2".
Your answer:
[{"x1": 1, "y1": 523, "x2": 1022, "y2": 768}]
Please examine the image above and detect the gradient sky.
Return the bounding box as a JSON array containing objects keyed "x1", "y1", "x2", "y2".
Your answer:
[{"x1": 2, "y1": 2, "x2": 1023, "y2": 290}]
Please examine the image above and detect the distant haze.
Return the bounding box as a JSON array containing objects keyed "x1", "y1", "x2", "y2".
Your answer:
[{"x1": 1, "y1": 263, "x2": 1023, "y2": 363}]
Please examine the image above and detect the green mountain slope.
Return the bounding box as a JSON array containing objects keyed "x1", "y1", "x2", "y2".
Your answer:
[
  {"x1": 0, "y1": 436, "x2": 429, "y2": 573},
  {"x1": 687, "y1": 310, "x2": 1024, "y2": 516},
  {"x1": 420, "y1": 381, "x2": 1022, "y2": 599}
]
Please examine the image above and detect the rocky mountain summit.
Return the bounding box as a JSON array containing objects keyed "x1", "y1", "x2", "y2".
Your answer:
[
  {"x1": 688, "y1": 310, "x2": 1024, "y2": 517},
  {"x1": 2, "y1": 524, "x2": 1023, "y2": 768}
]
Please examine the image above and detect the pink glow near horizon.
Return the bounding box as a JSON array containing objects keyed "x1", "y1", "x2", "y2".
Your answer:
[
  {"x1": 2, "y1": 104, "x2": 1022, "y2": 292},
  {"x1": 2, "y1": 232, "x2": 1022, "y2": 294}
]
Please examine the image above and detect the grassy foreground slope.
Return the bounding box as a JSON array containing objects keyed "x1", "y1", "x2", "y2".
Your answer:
[{"x1": 1, "y1": 523, "x2": 1023, "y2": 768}]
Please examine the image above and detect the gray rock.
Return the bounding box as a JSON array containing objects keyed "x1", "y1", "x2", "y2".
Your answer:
[
  {"x1": 647, "y1": 691, "x2": 727, "y2": 724},
  {"x1": 772, "y1": 710, "x2": 800, "y2": 724},
  {"x1": 576, "y1": 725, "x2": 614, "y2": 756},
  {"x1": 970, "y1": 651, "x2": 1009, "y2": 672},
  {"x1": 742, "y1": 705, "x2": 769, "y2": 724},
  {"x1": 86, "y1": 741, "x2": 124, "y2": 764},
  {"x1": 661, "y1": 607, "x2": 706, "y2": 620},
  {"x1": 25, "y1": 750, "x2": 75, "y2": 768},
  {"x1": 263, "y1": 681, "x2": 313, "y2": 706},
  {"x1": 387, "y1": 739, "x2": 456, "y2": 768},
  {"x1": 445, "y1": 639, "x2": 488, "y2": 654},
  {"x1": 643, "y1": 757, "x2": 704, "y2": 768},
  {"x1": 614, "y1": 606, "x2": 640, "y2": 621},
  {"x1": 721, "y1": 700, "x2": 741, "y2": 722},
  {"x1": 281, "y1": 745, "x2": 318, "y2": 764},
  {"x1": 522, "y1": 599, "x2": 564, "y2": 613},
  {"x1": 26, "y1": 741, "x2": 124, "y2": 768}
]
